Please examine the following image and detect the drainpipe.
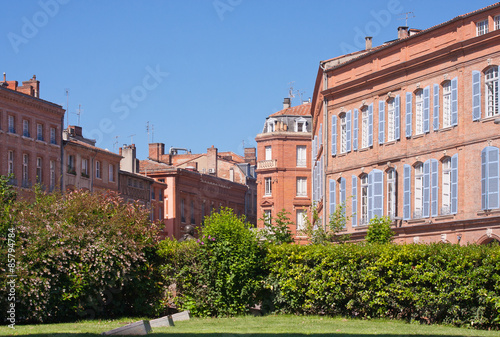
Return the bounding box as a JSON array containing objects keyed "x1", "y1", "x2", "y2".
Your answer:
[{"x1": 60, "y1": 115, "x2": 64, "y2": 192}]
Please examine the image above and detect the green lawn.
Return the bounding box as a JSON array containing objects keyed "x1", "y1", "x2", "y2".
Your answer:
[{"x1": 0, "y1": 315, "x2": 498, "y2": 337}]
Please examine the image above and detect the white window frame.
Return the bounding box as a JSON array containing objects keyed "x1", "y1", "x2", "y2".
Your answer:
[
  {"x1": 295, "y1": 117, "x2": 308, "y2": 132},
  {"x1": 361, "y1": 175, "x2": 368, "y2": 225},
  {"x1": 442, "y1": 81, "x2": 452, "y2": 127},
  {"x1": 68, "y1": 155, "x2": 75, "y2": 170},
  {"x1": 109, "y1": 164, "x2": 115, "y2": 182},
  {"x1": 264, "y1": 177, "x2": 272, "y2": 196},
  {"x1": 266, "y1": 118, "x2": 276, "y2": 132},
  {"x1": 23, "y1": 120, "x2": 30, "y2": 138},
  {"x1": 8, "y1": 115, "x2": 15, "y2": 133},
  {"x1": 22, "y1": 154, "x2": 29, "y2": 184},
  {"x1": 296, "y1": 145, "x2": 307, "y2": 167},
  {"x1": 264, "y1": 209, "x2": 272, "y2": 224},
  {"x1": 485, "y1": 67, "x2": 499, "y2": 117},
  {"x1": 37, "y1": 123, "x2": 43, "y2": 141},
  {"x1": 477, "y1": 19, "x2": 489, "y2": 36},
  {"x1": 442, "y1": 158, "x2": 452, "y2": 215},
  {"x1": 96, "y1": 161, "x2": 101, "y2": 179},
  {"x1": 296, "y1": 177, "x2": 307, "y2": 197},
  {"x1": 50, "y1": 127, "x2": 56, "y2": 144},
  {"x1": 414, "y1": 164, "x2": 424, "y2": 218},
  {"x1": 8, "y1": 151, "x2": 14, "y2": 175},
  {"x1": 296, "y1": 209, "x2": 306, "y2": 231},
  {"x1": 36, "y1": 157, "x2": 42, "y2": 184},
  {"x1": 415, "y1": 90, "x2": 424, "y2": 135},
  {"x1": 387, "y1": 98, "x2": 396, "y2": 142},
  {"x1": 387, "y1": 169, "x2": 396, "y2": 219},
  {"x1": 265, "y1": 146, "x2": 272, "y2": 161},
  {"x1": 82, "y1": 158, "x2": 89, "y2": 176},
  {"x1": 495, "y1": 15, "x2": 500, "y2": 30},
  {"x1": 340, "y1": 114, "x2": 347, "y2": 153},
  {"x1": 361, "y1": 107, "x2": 369, "y2": 148}
]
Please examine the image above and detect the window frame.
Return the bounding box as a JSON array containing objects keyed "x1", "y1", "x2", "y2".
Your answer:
[
  {"x1": 296, "y1": 145, "x2": 307, "y2": 167},
  {"x1": 340, "y1": 114, "x2": 347, "y2": 153},
  {"x1": 264, "y1": 177, "x2": 272, "y2": 196},
  {"x1": 387, "y1": 98, "x2": 396, "y2": 142},
  {"x1": 36, "y1": 123, "x2": 43, "y2": 141},
  {"x1": 476, "y1": 19, "x2": 489, "y2": 36},
  {"x1": 23, "y1": 119, "x2": 30, "y2": 138},
  {"x1": 8, "y1": 151, "x2": 14, "y2": 175},
  {"x1": 414, "y1": 163, "x2": 424, "y2": 218},
  {"x1": 387, "y1": 168, "x2": 396, "y2": 219},
  {"x1": 442, "y1": 157, "x2": 452, "y2": 215},
  {"x1": 361, "y1": 107, "x2": 369, "y2": 148},
  {"x1": 109, "y1": 164, "x2": 115, "y2": 182},
  {"x1": 36, "y1": 157, "x2": 42, "y2": 184},
  {"x1": 415, "y1": 89, "x2": 424, "y2": 135},
  {"x1": 360, "y1": 174, "x2": 368, "y2": 226},
  {"x1": 296, "y1": 177, "x2": 307, "y2": 197},
  {"x1": 485, "y1": 67, "x2": 499, "y2": 117}
]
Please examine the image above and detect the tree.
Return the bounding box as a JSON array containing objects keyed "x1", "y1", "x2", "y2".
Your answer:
[
  {"x1": 365, "y1": 215, "x2": 395, "y2": 244},
  {"x1": 299, "y1": 201, "x2": 351, "y2": 244},
  {"x1": 260, "y1": 209, "x2": 294, "y2": 244}
]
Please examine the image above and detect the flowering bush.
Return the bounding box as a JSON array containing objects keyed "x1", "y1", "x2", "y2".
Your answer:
[{"x1": 0, "y1": 187, "x2": 163, "y2": 323}]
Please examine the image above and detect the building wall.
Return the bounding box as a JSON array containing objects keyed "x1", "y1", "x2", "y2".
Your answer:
[
  {"x1": 311, "y1": 5, "x2": 500, "y2": 245},
  {"x1": 0, "y1": 84, "x2": 64, "y2": 194}
]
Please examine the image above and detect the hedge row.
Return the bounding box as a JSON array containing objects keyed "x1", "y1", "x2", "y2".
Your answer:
[{"x1": 264, "y1": 243, "x2": 500, "y2": 329}]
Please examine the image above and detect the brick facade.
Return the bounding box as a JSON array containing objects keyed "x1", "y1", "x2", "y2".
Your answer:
[
  {"x1": 256, "y1": 99, "x2": 312, "y2": 242},
  {"x1": 311, "y1": 3, "x2": 500, "y2": 245}
]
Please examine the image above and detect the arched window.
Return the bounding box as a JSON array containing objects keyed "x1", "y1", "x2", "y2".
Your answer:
[{"x1": 485, "y1": 67, "x2": 499, "y2": 117}]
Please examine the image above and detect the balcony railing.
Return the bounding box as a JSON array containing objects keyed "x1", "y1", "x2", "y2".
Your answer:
[{"x1": 257, "y1": 159, "x2": 277, "y2": 170}]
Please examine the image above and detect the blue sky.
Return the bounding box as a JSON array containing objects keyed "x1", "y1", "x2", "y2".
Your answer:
[{"x1": 1, "y1": 0, "x2": 496, "y2": 160}]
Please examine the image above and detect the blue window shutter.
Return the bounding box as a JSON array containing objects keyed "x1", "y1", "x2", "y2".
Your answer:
[
  {"x1": 329, "y1": 179, "x2": 336, "y2": 215},
  {"x1": 373, "y1": 169, "x2": 384, "y2": 218},
  {"x1": 346, "y1": 110, "x2": 352, "y2": 152},
  {"x1": 451, "y1": 154, "x2": 458, "y2": 214},
  {"x1": 352, "y1": 175, "x2": 358, "y2": 227},
  {"x1": 423, "y1": 86, "x2": 430, "y2": 133},
  {"x1": 319, "y1": 123, "x2": 323, "y2": 147},
  {"x1": 486, "y1": 147, "x2": 500, "y2": 210},
  {"x1": 431, "y1": 159, "x2": 438, "y2": 217},
  {"x1": 340, "y1": 177, "x2": 346, "y2": 205},
  {"x1": 353, "y1": 109, "x2": 359, "y2": 151},
  {"x1": 331, "y1": 116, "x2": 337, "y2": 156},
  {"x1": 423, "y1": 160, "x2": 430, "y2": 218},
  {"x1": 403, "y1": 164, "x2": 411, "y2": 220},
  {"x1": 472, "y1": 70, "x2": 482, "y2": 121},
  {"x1": 433, "y1": 84, "x2": 440, "y2": 131},
  {"x1": 395, "y1": 95, "x2": 401, "y2": 140},
  {"x1": 368, "y1": 171, "x2": 374, "y2": 221},
  {"x1": 368, "y1": 103, "x2": 373, "y2": 147},
  {"x1": 379, "y1": 100, "x2": 385, "y2": 144},
  {"x1": 498, "y1": 66, "x2": 500, "y2": 115},
  {"x1": 451, "y1": 77, "x2": 458, "y2": 126},
  {"x1": 406, "y1": 92, "x2": 412, "y2": 138}
]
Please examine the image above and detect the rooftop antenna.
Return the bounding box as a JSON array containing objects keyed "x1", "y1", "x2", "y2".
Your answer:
[
  {"x1": 398, "y1": 11, "x2": 415, "y2": 27},
  {"x1": 113, "y1": 136, "x2": 120, "y2": 152},
  {"x1": 288, "y1": 81, "x2": 295, "y2": 99},
  {"x1": 72, "y1": 104, "x2": 83, "y2": 126},
  {"x1": 146, "y1": 121, "x2": 150, "y2": 144},
  {"x1": 151, "y1": 124, "x2": 155, "y2": 143},
  {"x1": 65, "y1": 88, "x2": 69, "y2": 127},
  {"x1": 128, "y1": 134, "x2": 136, "y2": 144}
]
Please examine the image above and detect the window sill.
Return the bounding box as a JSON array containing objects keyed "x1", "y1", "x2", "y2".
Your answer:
[
  {"x1": 49, "y1": 143, "x2": 59, "y2": 148},
  {"x1": 35, "y1": 139, "x2": 47, "y2": 145},
  {"x1": 412, "y1": 133, "x2": 424, "y2": 139},
  {"x1": 358, "y1": 147, "x2": 370, "y2": 152},
  {"x1": 477, "y1": 209, "x2": 500, "y2": 216},
  {"x1": 406, "y1": 218, "x2": 426, "y2": 224},
  {"x1": 337, "y1": 152, "x2": 348, "y2": 157},
  {"x1": 438, "y1": 126, "x2": 454, "y2": 133},
  {"x1": 7, "y1": 132, "x2": 20, "y2": 138},
  {"x1": 383, "y1": 140, "x2": 397, "y2": 146},
  {"x1": 434, "y1": 214, "x2": 455, "y2": 221},
  {"x1": 481, "y1": 115, "x2": 500, "y2": 123}
]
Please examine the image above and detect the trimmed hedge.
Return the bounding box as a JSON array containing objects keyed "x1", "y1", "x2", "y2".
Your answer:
[{"x1": 265, "y1": 243, "x2": 500, "y2": 329}]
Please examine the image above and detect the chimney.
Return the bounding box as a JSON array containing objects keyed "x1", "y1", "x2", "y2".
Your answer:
[
  {"x1": 68, "y1": 125, "x2": 83, "y2": 137},
  {"x1": 149, "y1": 143, "x2": 165, "y2": 162},
  {"x1": 3, "y1": 72, "x2": 5, "y2": 82},
  {"x1": 398, "y1": 26, "x2": 409, "y2": 39},
  {"x1": 283, "y1": 98, "x2": 291, "y2": 109},
  {"x1": 120, "y1": 144, "x2": 137, "y2": 173},
  {"x1": 365, "y1": 36, "x2": 372, "y2": 50},
  {"x1": 244, "y1": 147, "x2": 256, "y2": 165},
  {"x1": 207, "y1": 145, "x2": 218, "y2": 176}
]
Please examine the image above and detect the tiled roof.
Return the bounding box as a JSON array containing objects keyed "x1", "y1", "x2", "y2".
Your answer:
[
  {"x1": 66, "y1": 139, "x2": 122, "y2": 158},
  {"x1": 270, "y1": 103, "x2": 312, "y2": 117}
]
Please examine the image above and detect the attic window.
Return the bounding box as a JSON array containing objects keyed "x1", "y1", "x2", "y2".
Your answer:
[
  {"x1": 476, "y1": 19, "x2": 488, "y2": 36},
  {"x1": 266, "y1": 118, "x2": 277, "y2": 132},
  {"x1": 295, "y1": 117, "x2": 308, "y2": 132}
]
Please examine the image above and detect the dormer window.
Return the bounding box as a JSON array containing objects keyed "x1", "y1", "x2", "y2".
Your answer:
[
  {"x1": 266, "y1": 118, "x2": 277, "y2": 132},
  {"x1": 294, "y1": 117, "x2": 308, "y2": 132}
]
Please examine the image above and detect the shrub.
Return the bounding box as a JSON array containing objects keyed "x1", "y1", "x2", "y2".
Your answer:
[
  {"x1": 365, "y1": 215, "x2": 395, "y2": 244},
  {"x1": 259, "y1": 209, "x2": 294, "y2": 244},
  {"x1": 0, "y1": 188, "x2": 163, "y2": 323}
]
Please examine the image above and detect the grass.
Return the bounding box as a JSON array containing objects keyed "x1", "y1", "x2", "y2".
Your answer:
[{"x1": 0, "y1": 315, "x2": 498, "y2": 337}]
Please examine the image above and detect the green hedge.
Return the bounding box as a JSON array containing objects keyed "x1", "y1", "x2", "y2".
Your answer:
[{"x1": 265, "y1": 243, "x2": 500, "y2": 329}]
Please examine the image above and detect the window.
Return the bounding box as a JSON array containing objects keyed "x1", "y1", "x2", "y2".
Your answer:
[
  {"x1": 36, "y1": 157, "x2": 42, "y2": 184},
  {"x1": 50, "y1": 127, "x2": 56, "y2": 144},
  {"x1": 23, "y1": 120, "x2": 30, "y2": 137},
  {"x1": 190, "y1": 201, "x2": 195, "y2": 224},
  {"x1": 387, "y1": 98, "x2": 396, "y2": 141},
  {"x1": 361, "y1": 107, "x2": 369, "y2": 148},
  {"x1": 485, "y1": 67, "x2": 499, "y2": 117},
  {"x1": 8, "y1": 151, "x2": 14, "y2": 175},
  {"x1": 296, "y1": 177, "x2": 307, "y2": 197},
  {"x1": 264, "y1": 177, "x2": 272, "y2": 196},
  {"x1": 264, "y1": 209, "x2": 272, "y2": 224},
  {"x1": 481, "y1": 146, "x2": 499, "y2": 210},
  {"x1": 35, "y1": 124, "x2": 43, "y2": 141},
  {"x1": 415, "y1": 90, "x2": 423, "y2": 135},
  {"x1": 476, "y1": 19, "x2": 489, "y2": 36},
  {"x1": 22, "y1": 154, "x2": 29, "y2": 187},
  {"x1": 296, "y1": 145, "x2": 307, "y2": 167},
  {"x1": 295, "y1": 118, "x2": 307, "y2": 132},
  {"x1": 68, "y1": 155, "x2": 75, "y2": 173},
  {"x1": 266, "y1": 119, "x2": 276, "y2": 132},
  {"x1": 387, "y1": 169, "x2": 396, "y2": 218},
  {"x1": 296, "y1": 209, "x2": 306, "y2": 231},
  {"x1": 109, "y1": 164, "x2": 115, "y2": 182},
  {"x1": 442, "y1": 158, "x2": 452, "y2": 215},
  {"x1": 81, "y1": 158, "x2": 89, "y2": 177},
  {"x1": 496, "y1": 15, "x2": 500, "y2": 30},
  {"x1": 151, "y1": 188, "x2": 155, "y2": 200},
  {"x1": 265, "y1": 146, "x2": 272, "y2": 161},
  {"x1": 340, "y1": 114, "x2": 347, "y2": 153},
  {"x1": 50, "y1": 160, "x2": 55, "y2": 191},
  {"x1": 414, "y1": 163, "x2": 424, "y2": 218},
  {"x1": 96, "y1": 161, "x2": 101, "y2": 178},
  {"x1": 8, "y1": 116, "x2": 15, "y2": 133},
  {"x1": 181, "y1": 199, "x2": 186, "y2": 223},
  {"x1": 442, "y1": 81, "x2": 452, "y2": 127},
  {"x1": 360, "y1": 175, "x2": 368, "y2": 225}
]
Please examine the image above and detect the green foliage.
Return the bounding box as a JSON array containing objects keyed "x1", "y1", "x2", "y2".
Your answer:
[
  {"x1": 260, "y1": 209, "x2": 294, "y2": 244},
  {"x1": 158, "y1": 208, "x2": 265, "y2": 317},
  {"x1": 299, "y1": 202, "x2": 351, "y2": 244},
  {"x1": 366, "y1": 215, "x2": 395, "y2": 244},
  {"x1": 0, "y1": 187, "x2": 163, "y2": 323},
  {"x1": 265, "y1": 243, "x2": 500, "y2": 329}
]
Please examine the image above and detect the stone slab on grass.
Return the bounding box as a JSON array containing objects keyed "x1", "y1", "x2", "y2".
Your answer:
[
  {"x1": 102, "y1": 320, "x2": 151, "y2": 335},
  {"x1": 150, "y1": 315, "x2": 175, "y2": 328},
  {"x1": 171, "y1": 310, "x2": 191, "y2": 322}
]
